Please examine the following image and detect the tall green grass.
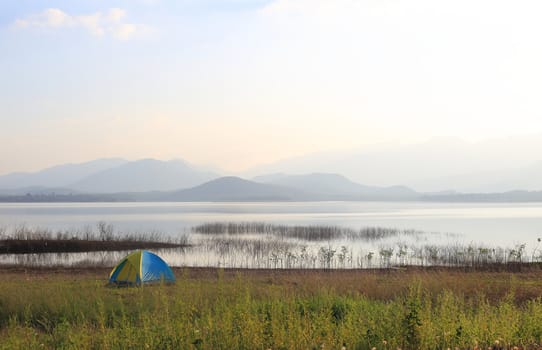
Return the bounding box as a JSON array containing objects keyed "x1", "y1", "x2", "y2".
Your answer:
[{"x1": 1, "y1": 269, "x2": 542, "y2": 349}]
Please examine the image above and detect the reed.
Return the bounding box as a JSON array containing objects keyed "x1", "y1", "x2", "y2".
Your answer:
[
  {"x1": 0, "y1": 222, "x2": 190, "y2": 254},
  {"x1": 2, "y1": 222, "x2": 541, "y2": 271},
  {"x1": 193, "y1": 222, "x2": 418, "y2": 241}
]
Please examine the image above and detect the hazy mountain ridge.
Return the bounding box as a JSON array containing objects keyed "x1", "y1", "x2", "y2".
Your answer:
[
  {"x1": 0, "y1": 158, "x2": 127, "y2": 191},
  {"x1": 0, "y1": 173, "x2": 422, "y2": 202},
  {"x1": 162, "y1": 176, "x2": 306, "y2": 201},
  {"x1": 0, "y1": 186, "x2": 81, "y2": 196},
  {"x1": 0, "y1": 158, "x2": 218, "y2": 194},
  {"x1": 254, "y1": 173, "x2": 418, "y2": 200},
  {"x1": 70, "y1": 159, "x2": 218, "y2": 193},
  {"x1": 245, "y1": 136, "x2": 542, "y2": 192},
  {"x1": 2, "y1": 146, "x2": 542, "y2": 202},
  {"x1": 422, "y1": 190, "x2": 542, "y2": 202},
  {"x1": 3, "y1": 171, "x2": 542, "y2": 202}
]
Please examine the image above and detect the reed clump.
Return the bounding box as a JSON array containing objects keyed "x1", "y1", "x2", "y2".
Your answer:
[
  {"x1": 193, "y1": 222, "x2": 418, "y2": 241},
  {"x1": 0, "y1": 222, "x2": 189, "y2": 254}
]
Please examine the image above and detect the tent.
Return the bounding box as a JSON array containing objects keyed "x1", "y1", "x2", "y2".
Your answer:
[{"x1": 109, "y1": 250, "x2": 176, "y2": 285}]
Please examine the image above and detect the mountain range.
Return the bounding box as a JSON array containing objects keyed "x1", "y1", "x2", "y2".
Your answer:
[
  {"x1": 253, "y1": 173, "x2": 418, "y2": 200},
  {"x1": 0, "y1": 158, "x2": 127, "y2": 190},
  {"x1": 1, "y1": 150, "x2": 542, "y2": 202},
  {"x1": 0, "y1": 159, "x2": 421, "y2": 201},
  {"x1": 243, "y1": 136, "x2": 542, "y2": 193},
  {"x1": 70, "y1": 159, "x2": 217, "y2": 193},
  {"x1": 0, "y1": 158, "x2": 218, "y2": 194}
]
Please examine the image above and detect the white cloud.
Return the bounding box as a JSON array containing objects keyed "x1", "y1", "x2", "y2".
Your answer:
[
  {"x1": 77, "y1": 13, "x2": 104, "y2": 36},
  {"x1": 14, "y1": 8, "x2": 75, "y2": 28},
  {"x1": 13, "y1": 8, "x2": 151, "y2": 40},
  {"x1": 107, "y1": 8, "x2": 126, "y2": 23},
  {"x1": 112, "y1": 23, "x2": 137, "y2": 40}
]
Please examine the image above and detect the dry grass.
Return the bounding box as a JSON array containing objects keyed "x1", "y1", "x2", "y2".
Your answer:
[
  {"x1": 3, "y1": 265, "x2": 542, "y2": 302},
  {"x1": 2, "y1": 266, "x2": 542, "y2": 349}
]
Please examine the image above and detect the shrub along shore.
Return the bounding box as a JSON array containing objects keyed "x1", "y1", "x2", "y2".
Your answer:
[
  {"x1": 1, "y1": 266, "x2": 542, "y2": 349},
  {"x1": 0, "y1": 238, "x2": 185, "y2": 254},
  {"x1": 0, "y1": 223, "x2": 189, "y2": 254}
]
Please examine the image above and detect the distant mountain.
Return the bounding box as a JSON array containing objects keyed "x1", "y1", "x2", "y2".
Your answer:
[
  {"x1": 71, "y1": 159, "x2": 219, "y2": 193},
  {"x1": 3, "y1": 172, "x2": 542, "y2": 202},
  {"x1": 254, "y1": 173, "x2": 419, "y2": 200},
  {"x1": 411, "y1": 160, "x2": 542, "y2": 193},
  {"x1": 245, "y1": 135, "x2": 542, "y2": 192},
  {"x1": 423, "y1": 190, "x2": 542, "y2": 202},
  {"x1": 252, "y1": 173, "x2": 289, "y2": 184},
  {"x1": 162, "y1": 176, "x2": 304, "y2": 201},
  {"x1": 0, "y1": 193, "x2": 120, "y2": 203},
  {"x1": 161, "y1": 173, "x2": 418, "y2": 202},
  {"x1": 0, "y1": 186, "x2": 80, "y2": 196},
  {"x1": 0, "y1": 158, "x2": 127, "y2": 190}
]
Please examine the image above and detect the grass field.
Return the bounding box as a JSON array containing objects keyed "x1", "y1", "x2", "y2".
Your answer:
[{"x1": 2, "y1": 266, "x2": 542, "y2": 349}]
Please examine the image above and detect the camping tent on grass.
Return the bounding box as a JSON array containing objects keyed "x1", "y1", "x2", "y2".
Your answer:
[{"x1": 109, "y1": 250, "x2": 175, "y2": 286}]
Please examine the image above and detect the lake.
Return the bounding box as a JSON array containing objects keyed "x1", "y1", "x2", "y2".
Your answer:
[{"x1": 1, "y1": 201, "x2": 541, "y2": 268}]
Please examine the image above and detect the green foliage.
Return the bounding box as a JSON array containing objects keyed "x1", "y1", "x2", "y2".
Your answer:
[
  {"x1": 1, "y1": 271, "x2": 542, "y2": 349},
  {"x1": 402, "y1": 284, "x2": 423, "y2": 350}
]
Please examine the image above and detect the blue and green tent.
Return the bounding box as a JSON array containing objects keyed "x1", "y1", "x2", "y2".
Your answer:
[{"x1": 109, "y1": 250, "x2": 176, "y2": 285}]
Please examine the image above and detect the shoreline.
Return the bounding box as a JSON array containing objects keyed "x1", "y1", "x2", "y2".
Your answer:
[{"x1": 0, "y1": 238, "x2": 188, "y2": 254}]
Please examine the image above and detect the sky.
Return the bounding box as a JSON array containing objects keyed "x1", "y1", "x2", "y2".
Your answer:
[{"x1": 2, "y1": 0, "x2": 542, "y2": 175}]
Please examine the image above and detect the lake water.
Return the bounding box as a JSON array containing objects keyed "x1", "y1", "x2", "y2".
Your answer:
[{"x1": 1, "y1": 201, "x2": 542, "y2": 268}]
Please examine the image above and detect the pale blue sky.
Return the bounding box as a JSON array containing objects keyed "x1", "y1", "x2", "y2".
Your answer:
[{"x1": 2, "y1": 0, "x2": 542, "y2": 174}]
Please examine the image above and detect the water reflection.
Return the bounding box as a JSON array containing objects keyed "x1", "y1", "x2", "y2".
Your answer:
[
  {"x1": 2, "y1": 202, "x2": 542, "y2": 249},
  {"x1": 1, "y1": 224, "x2": 538, "y2": 269},
  {"x1": 0, "y1": 248, "x2": 186, "y2": 268}
]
